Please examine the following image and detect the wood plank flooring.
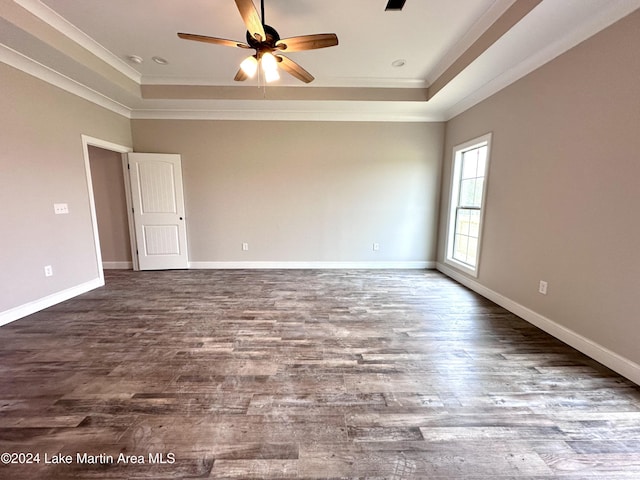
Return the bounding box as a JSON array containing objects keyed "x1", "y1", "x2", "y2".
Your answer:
[{"x1": 1, "y1": 269, "x2": 639, "y2": 479}]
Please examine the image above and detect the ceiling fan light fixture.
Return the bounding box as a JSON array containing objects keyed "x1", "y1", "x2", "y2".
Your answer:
[
  {"x1": 263, "y1": 65, "x2": 280, "y2": 83},
  {"x1": 177, "y1": 0, "x2": 338, "y2": 84},
  {"x1": 240, "y1": 55, "x2": 259, "y2": 78},
  {"x1": 261, "y1": 52, "x2": 277, "y2": 72},
  {"x1": 261, "y1": 52, "x2": 280, "y2": 82}
]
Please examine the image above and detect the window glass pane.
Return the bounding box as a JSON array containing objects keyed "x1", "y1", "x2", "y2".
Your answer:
[
  {"x1": 455, "y1": 209, "x2": 471, "y2": 236},
  {"x1": 477, "y1": 147, "x2": 487, "y2": 175},
  {"x1": 468, "y1": 210, "x2": 480, "y2": 238},
  {"x1": 459, "y1": 179, "x2": 476, "y2": 207},
  {"x1": 472, "y1": 178, "x2": 484, "y2": 207},
  {"x1": 453, "y1": 208, "x2": 481, "y2": 267},
  {"x1": 466, "y1": 237, "x2": 478, "y2": 266},
  {"x1": 453, "y1": 234, "x2": 468, "y2": 263},
  {"x1": 461, "y1": 150, "x2": 478, "y2": 179}
]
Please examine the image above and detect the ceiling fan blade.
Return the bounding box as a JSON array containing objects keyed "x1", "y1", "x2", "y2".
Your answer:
[
  {"x1": 234, "y1": 67, "x2": 249, "y2": 81},
  {"x1": 275, "y1": 34, "x2": 338, "y2": 52},
  {"x1": 177, "y1": 33, "x2": 250, "y2": 49},
  {"x1": 234, "y1": 0, "x2": 266, "y2": 42},
  {"x1": 277, "y1": 55, "x2": 314, "y2": 84}
]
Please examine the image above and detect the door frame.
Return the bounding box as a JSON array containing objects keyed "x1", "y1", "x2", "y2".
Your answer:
[{"x1": 81, "y1": 135, "x2": 137, "y2": 284}]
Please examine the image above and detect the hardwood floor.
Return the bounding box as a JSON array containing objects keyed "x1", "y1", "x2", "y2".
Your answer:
[{"x1": 1, "y1": 269, "x2": 639, "y2": 479}]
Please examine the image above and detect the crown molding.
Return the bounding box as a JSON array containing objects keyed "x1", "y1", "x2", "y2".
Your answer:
[
  {"x1": 5, "y1": 0, "x2": 639, "y2": 123},
  {"x1": 130, "y1": 105, "x2": 444, "y2": 123},
  {"x1": 13, "y1": 0, "x2": 142, "y2": 83},
  {"x1": 428, "y1": 0, "x2": 543, "y2": 100},
  {"x1": 0, "y1": 43, "x2": 132, "y2": 118},
  {"x1": 142, "y1": 75, "x2": 428, "y2": 89},
  {"x1": 141, "y1": 84, "x2": 429, "y2": 102},
  {"x1": 443, "y1": 0, "x2": 640, "y2": 120},
  {"x1": 426, "y1": 0, "x2": 517, "y2": 86},
  {"x1": 1, "y1": 41, "x2": 438, "y2": 122}
]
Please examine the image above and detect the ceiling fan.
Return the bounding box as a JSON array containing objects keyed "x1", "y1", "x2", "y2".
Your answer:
[{"x1": 177, "y1": 0, "x2": 339, "y2": 84}]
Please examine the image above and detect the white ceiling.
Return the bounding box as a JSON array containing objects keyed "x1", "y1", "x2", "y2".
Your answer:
[
  {"x1": 42, "y1": 0, "x2": 500, "y2": 86},
  {"x1": 2, "y1": 0, "x2": 639, "y2": 120}
]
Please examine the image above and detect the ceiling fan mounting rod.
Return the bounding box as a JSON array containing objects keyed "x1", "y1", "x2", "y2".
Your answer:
[{"x1": 261, "y1": 0, "x2": 265, "y2": 25}]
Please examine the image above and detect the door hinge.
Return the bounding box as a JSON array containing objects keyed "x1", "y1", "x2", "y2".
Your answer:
[{"x1": 127, "y1": 163, "x2": 130, "y2": 170}]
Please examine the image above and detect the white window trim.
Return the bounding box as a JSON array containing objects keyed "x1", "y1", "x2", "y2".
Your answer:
[{"x1": 444, "y1": 133, "x2": 492, "y2": 278}]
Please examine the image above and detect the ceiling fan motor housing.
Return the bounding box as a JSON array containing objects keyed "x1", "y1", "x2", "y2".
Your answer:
[{"x1": 246, "y1": 24, "x2": 280, "y2": 49}]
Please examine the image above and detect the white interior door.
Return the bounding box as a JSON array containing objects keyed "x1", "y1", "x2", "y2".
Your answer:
[{"x1": 128, "y1": 153, "x2": 188, "y2": 270}]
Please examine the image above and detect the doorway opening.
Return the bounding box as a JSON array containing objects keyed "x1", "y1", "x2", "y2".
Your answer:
[
  {"x1": 88, "y1": 145, "x2": 133, "y2": 269},
  {"x1": 81, "y1": 135, "x2": 135, "y2": 285}
]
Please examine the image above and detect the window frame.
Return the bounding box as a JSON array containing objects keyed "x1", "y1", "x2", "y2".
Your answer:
[{"x1": 445, "y1": 133, "x2": 492, "y2": 277}]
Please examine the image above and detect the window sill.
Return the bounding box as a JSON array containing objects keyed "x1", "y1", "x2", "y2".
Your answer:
[{"x1": 444, "y1": 257, "x2": 479, "y2": 278}]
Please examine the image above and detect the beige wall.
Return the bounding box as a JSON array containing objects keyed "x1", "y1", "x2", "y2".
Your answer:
[
  {"x1": 0, "y1": 63, "x2": 131, "y2": 313},
  {"x1": 132, "y1": 120, "x2": 444, "y2": 264},
  {"x1": 88, "y1": 146, "x2": 132, "y2": 266},
  {"x1": 438, "y1": 11, "x2": 640, "y2": 364},
  {"x1": 3, "y1": 8, "x2": 638, "y2": 382}
]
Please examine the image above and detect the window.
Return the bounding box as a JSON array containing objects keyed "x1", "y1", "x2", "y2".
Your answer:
[{"x1": 445, "y1": 133, "x2": 491, "y2": 276}]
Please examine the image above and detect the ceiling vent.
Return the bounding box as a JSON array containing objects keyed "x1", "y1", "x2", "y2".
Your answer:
[{"x1": 385, "y1": 0, "x2": 406, "y2": 11}]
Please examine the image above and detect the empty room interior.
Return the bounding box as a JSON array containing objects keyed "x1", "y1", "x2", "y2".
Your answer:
[{"x1": 1, "y1": 0, "x2": 640, "y2": 478}]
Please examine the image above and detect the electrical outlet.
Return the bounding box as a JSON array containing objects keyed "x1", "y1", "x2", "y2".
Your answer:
[
  {"x1": 373, "y1": 242, "x2": 380, "y2": 251},
  {"x1": 54, "y1": 203, "x2": 69, "y2": 215},
  {"x1": 242, "y1": 242, "x2": 249, "y2": 251},
  {"x1": 44, "y1": 265, "x2": 53, "y2": 277},
  {"x1": 538, "y1": 280, "x2": 548, "y2": 295}
]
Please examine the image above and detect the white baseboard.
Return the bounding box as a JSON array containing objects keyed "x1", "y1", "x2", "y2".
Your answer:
[
  {"x1": 0, "y1": 278, "x2": 104, "y2": 327},
  {"x1": 189, "y1": 261, "x2": 435, "y2": 270},
  {"x1": 436, "y1": 262, "x2": 640, "y2": 386},
  {"x1": 103, "y1": 261, "x2": 133, "y2": 270}
]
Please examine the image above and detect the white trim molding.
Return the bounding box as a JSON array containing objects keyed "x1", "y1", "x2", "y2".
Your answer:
[
  {"x1": 443, "y1": 0, "x2": 640, "y2": 120},
  {"x1": 190, "y1": 261, "x2": 435, "y2": 270},
  {"x1": 103, "y1": 261, "x2": 133, "y2": 270},
  {"x1": 0, "y1": 43, "x2": 132, "y2": 118},
  {"x1": 444, "y1": 133, "x2": 492, "y2": 277},
  {"x1": 81, "y1": 135, "x2": 134, "y2": 286},
  {"x1": 437, "y1": 262, "x2": 640, "y2": 386},
  {"x1": 13, "y1": 0, "x2": 142, "y2": 83},
  {"x1": 0, "y1": 277, "x2": 103, "y2": 327},
  {"x1": 4, "y1": 0, "x2": 640, "y2": 123},
  {"x1": 129, "y1": 105, "x2": 442, "y2": 123},
  {"x1": 143, "y1": 75, "x2": 428, "y2": 90}
]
